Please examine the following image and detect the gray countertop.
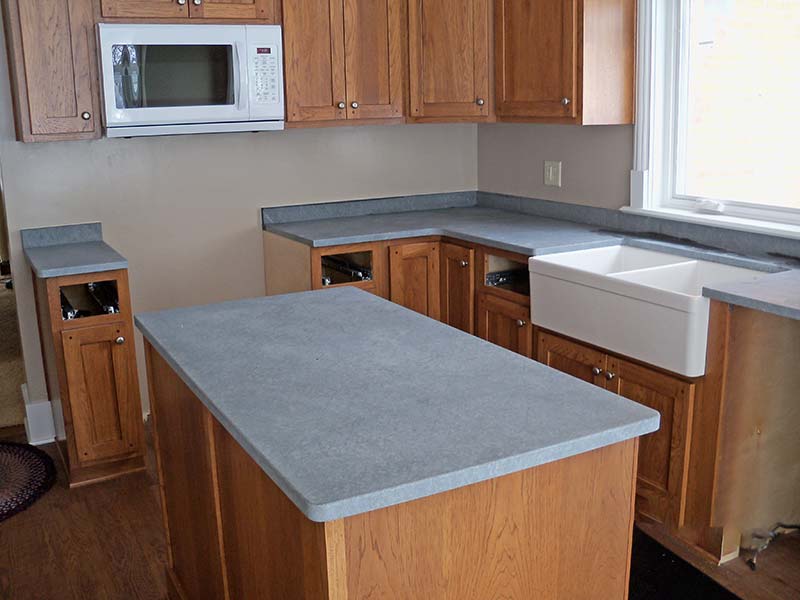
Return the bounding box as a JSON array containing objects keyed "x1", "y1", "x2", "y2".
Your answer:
[
  {"x1": 264, "y1": 207, "x2": 622, "y2": 256},
  {"x1": 704, "y1": 269, "x2": 800, "y2": 321},
  {"x1": 24, "y1": 241, "x2": 128, "y2": 279},
  {"x1": 136, "y1": 288, "x2": 659, "y2": 522}
]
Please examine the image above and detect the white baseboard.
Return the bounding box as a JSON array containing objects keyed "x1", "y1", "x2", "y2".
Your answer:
[{"x1": 22, "y1": 384, "x2": 56, "y2": 445}]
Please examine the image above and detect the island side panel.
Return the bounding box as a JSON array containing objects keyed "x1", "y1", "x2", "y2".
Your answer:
[{"x1": 342, "y1": 438, "x2": 639, "y2": 600}]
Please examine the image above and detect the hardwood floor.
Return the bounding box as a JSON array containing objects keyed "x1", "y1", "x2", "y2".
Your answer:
[{"x1": 0, "y1": 429, "x2": 167, "y2": 600}]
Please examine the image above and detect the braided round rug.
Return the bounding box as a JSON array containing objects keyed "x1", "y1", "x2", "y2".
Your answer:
[{"x1": 0, "y1": 442, "x2": 56, "y2": 522}]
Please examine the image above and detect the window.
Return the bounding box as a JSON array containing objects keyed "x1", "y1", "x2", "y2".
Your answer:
[{"x1": 630, "y1": 1, "x2": 800, "y2": 237}]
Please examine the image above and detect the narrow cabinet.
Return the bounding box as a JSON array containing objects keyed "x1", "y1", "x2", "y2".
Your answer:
[
  {"x1": 101, "y1": 0, "x2": 280, "y2": 20},
  {"x1": 283, "y1": 0, "x2": 404, "y2": 124},
  {"x1": 408, "y1": 0, "x2": 491, "y2": 120},
  {"x1": 389, "y1": 241, "x2": 440, "y2": 319},
  {"x1": 494, "y1": 0, "x2": 635, "y2": 124},
  {"x1": 477, "y1": 293, "x2": 532, "y2": 357},
  {"x1": 3, "y1": 0, "x2": 101, "y2": 142},
  {"x1": 440, "y1": 243, "x2": 475, "y2": 333},
  {"x1": 100, "y1": 0, "x2": 188, "y2": 18}
]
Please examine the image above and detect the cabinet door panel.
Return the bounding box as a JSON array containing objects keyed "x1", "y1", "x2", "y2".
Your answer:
[
  {"x1": 440, "y1": 243, "x2": 475, "y2": 333},
  {"x1": 390, "y1": 242, "x2": 441, "y2": 319},
  {"x1": 409, "y1": 0, "x2": 490, "y2": 118},
  {"x1": 477, "y1": 293, "x2": 532, "y2": 357},
  {"x1": 536, "y1": 331, "x2": 606, "y2": 386},
  {"x1": 605, "y1": 357, "x2": 694, "y2": 528},
  {"x1": 495, "y1": 0, "x2": 578, "y2": 119},
  {"x1": 100, "y1": 0, "x2": 188, "y2": 18},
  {"x1": 62, "y1": 323, "x2": 141, "y2": 464},
  {"x1": 343, "y1": 0, "x2": 404, "y2": 119},
  {"x1": 283, "y1": 0, "x2": 347, "y2": 122},
  {"x1": 5, "y1": 0, "x2": 100, "y2": 141},
  {"x1": 189, "y1": 0, "x2": 280, "y2": 21}
]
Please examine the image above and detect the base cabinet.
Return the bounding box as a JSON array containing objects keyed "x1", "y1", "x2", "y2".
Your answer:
[
  {"x1": 536, "y1": 330, "x2": 693, "y2": 528},
  {"x1": 439, "y1": 242, "x2": 475, "y2": 333},
  {"x1": 389, "y1": 241, "x2": 441, "y2": 319},
  {"x1": 477, "y1": 293, "x2": 532, "y2": 357}
]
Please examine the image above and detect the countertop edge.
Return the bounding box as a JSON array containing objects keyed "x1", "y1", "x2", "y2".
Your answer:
[{"x1": 702, "y1": 287, "x2": 800, "y2": 321}]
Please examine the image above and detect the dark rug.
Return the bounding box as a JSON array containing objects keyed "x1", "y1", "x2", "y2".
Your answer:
[
  {"x1": 0, "y1": 442, "x2": 56, "y2": 522},
  {"x1": 629, "y1": 527, "x2": 740, "y2": 599}
]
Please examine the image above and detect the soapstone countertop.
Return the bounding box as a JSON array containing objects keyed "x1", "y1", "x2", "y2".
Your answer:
[
  {"x1": 703, "y1": 269, "x2": 800, "y2": 321},
  {"x1": 135, "y1": 288, "x2": 660, "y2": 522}
]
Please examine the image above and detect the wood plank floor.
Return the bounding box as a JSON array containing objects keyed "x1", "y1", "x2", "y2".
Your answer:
[
  {"x1": 1, "y1": 424, "x2": 797, "y2": 600},
  {"x1": 0, "y1": 430, "x2": 167, "y2": 600}
]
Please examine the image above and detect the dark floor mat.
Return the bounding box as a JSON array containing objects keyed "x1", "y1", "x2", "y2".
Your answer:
[
  {"x1": 629, "y1": 528, "x2": 740, "y2": 599},
  {"x1": 0, "y1": 442, "x2": 56, "y2": 522}
]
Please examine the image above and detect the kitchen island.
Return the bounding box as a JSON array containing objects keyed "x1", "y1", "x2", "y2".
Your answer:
[{"x1": 137, "y1": 288, "x2": 659, "y2": 600}]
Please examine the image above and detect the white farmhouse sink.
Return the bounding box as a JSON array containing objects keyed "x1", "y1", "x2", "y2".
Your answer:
[{"x1": 529, "y1": 246, "x2": 768, "y2": 377}]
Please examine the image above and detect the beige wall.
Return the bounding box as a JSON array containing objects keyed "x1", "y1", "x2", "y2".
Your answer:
[
  {"x1": 477, "y1": 123, "x2": 633, "y2": 210},
  {"x1": 0, "y1": 24, "x2": 477, "y2": 413}
]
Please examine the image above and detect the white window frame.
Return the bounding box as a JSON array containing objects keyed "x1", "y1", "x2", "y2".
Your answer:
[{"x1": 626, "y1": 0, "x2": 800, "y2": 239}]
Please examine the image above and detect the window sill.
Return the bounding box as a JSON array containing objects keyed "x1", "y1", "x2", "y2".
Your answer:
[{"x1": 621, "y1": 206, "x2": 800, "y2": 241}]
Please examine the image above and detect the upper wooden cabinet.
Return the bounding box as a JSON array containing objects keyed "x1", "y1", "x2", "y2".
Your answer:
[
  {"x1": 389, "y1": 241, "x2": 440, "y2": 319},
  {"x1": 408, "y1": 0, "x2": 491, "y2": 121},
  {"x1": 3, "y1": 0, "x2": 101, "y2": 142},
  {"x1": 100, "y1": 0, "x2": 281, "y2": 21},
  {"x1": 283, "y1": 0, "x2": 404, "y2": 124},
  {"x1": 494, "y1": 0, "x2": 635, "y2": 124},
  {"x1": 440, "y1": 242, "x2": 475, "y2": 333}
]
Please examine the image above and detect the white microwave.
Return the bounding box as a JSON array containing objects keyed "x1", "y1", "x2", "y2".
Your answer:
[{"x1": 97, "y1": 24, "x2": 284, "y2": 138}]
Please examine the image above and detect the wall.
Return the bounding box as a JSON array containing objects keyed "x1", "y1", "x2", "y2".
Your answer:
[
  {"x1": 477, "y1": 123, "x2": 634, "y2": 210},
  {"x1": 0, "y1": 22, "x2": 477, "y2": 416}
]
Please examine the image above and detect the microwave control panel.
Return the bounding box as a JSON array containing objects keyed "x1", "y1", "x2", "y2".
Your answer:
[{"x1": 252, "y1": 46, "x2": 280, "y2": 105}]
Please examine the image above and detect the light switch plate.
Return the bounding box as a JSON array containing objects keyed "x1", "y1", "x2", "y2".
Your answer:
[{"x1": 544, "y1": 161, "x2": 562, "y2": 187}]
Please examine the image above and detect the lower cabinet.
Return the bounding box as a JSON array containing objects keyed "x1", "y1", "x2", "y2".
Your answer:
[
  {"x1": 536, "y1": 330, "x2": 694, "y2": 528},
  {"x1": 477, "y1": 293, "x2": 532, "y2": 357},
  {"x1": 389, "y1": 241, "x2": 441, "y2": 319},
  {"x1": 439, "y1": 242, "x2": 475, "y2": 333}
]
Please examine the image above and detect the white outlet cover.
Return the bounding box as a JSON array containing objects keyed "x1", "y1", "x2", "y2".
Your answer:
[{"x1": 544, "y1": 161, "x2": 562, "y2": 187}]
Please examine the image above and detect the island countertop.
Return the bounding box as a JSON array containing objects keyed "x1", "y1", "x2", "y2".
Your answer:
[{"x1": 136, "y1": 287, "x2": 659, "y2": 522}]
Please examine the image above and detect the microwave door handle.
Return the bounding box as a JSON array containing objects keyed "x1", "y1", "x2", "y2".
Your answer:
[{"x1": 233, "y1": 42, "x2": 246, "y2": 111}]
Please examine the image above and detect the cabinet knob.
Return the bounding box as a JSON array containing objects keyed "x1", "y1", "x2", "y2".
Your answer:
[
  {"x1": 561, "y1": 97, "x2": 571, "y2": 106},
  {"x1": 192, "y1": 0, "x2": 201, "y2": 5},
  {"x1": 115, "y1": 336, "x2": 125, "y2": 345},
  {"x1": 460, "y1": 260, "x2": 469, "y2": 268},
  {"x1": 592, "y1": 367, "x2": 603, "y2": 376},
  {"x1": 337, "y1": 102, "x2": 346, "y2": 109},
  {"x1": 81, "y1": 111, "x2": 91, "y2": 121},
  {"x1": 177, "y1": 0, "x2": 186, "y2": 4},
  {"x1": 516, "y1": 319, "x2": 527, "y2": 328},
  {"x1": 350, "y1": 101, "x2": 359, "y2": 109},
  {"x1": 476, "y1": 98, "x2": 485, "y2": 106},
  {"x1": 605, "y1": 371, "x2": 616, "y2": 381}
]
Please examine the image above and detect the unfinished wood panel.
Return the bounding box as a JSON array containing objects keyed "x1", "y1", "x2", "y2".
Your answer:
[
  {"x1": 263, "y1": 232, "x2": 312, "y2": 296},
  {"x1": 582, "y1": 0, "x2": 635, "y2": 124},
  {"x1": 535, "y1": 329, "x2": 606, "y2": 386},
  {"x1": 212, "y1": 418, "x2": 331, "y2": 600},
  {"x1": 100, "y1": 0, "x2": 188, "y2": 18},
  {"x1": 389, "y1": 241, "x2": 441, "y2": 319},
  {"x1": 3, "y1": 0, "x2": 101, "y2": 141},
  {"x1": 189, "y1": 0, "x2": 281, "y2": 21},
  {"x1": 439, "y1": 242, "x2": 475, "y2": 333},
  {"x1": 494, "y1": 0, "x2": 578, "y2": 119},
  {"x1": 343, "y1": 0, "x2": 405, "y2": 119},
  {"x1": 606, "y1": 356, "x2": 695, "y2": 529},
  {"x1": 344, "y1": 439, "x2": 638, "y2": 600},
  {"x1": 283, "y1": 0, "x2": 347, "y2": 122},
  {"x1": 61, "y1": 322, "x2": 141, "y2": 465},
  {"x1": 146, "y1": 345, "x2": 227, "y2": 600},
  {"x1": 408, "y1": 0, "x2": 490, "y2": 119},
  {"x1": 714, "y1": 307, "x2": 800, "y2": 539},
  {"x1": 477, "y1": 292, "x2": 532, "y2": 357}
]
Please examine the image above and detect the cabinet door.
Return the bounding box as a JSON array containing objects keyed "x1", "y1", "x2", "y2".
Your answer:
[
  {"x1": 494, "y1": 0, "x2": 578, "y2": 119},
  {"x1": 390, "y1": 242, "x2": 441, "y2": 319},
  {"x1": 440, "y1": 243, "x2": 475, "y2": 333},
  {"x1": 283, "y1": 0, "x2": 347, "y2": 122},
  {"x1": 343, "y1": 0, "x2": 405, "y2": 120},
  {"x1": 4, "y1": 0, "x2": 101, "y2": 142},
  {"x1": 62, "y1": 323, "x2": 142, "y2": 465},
  {"x1": 408, "y1": 0, "x2": 490, "y2": 119},
  {"x1": 189, "y1": 0, "x2": 281, "y2": 21},
  {"x1": 100, "y1": 0, "x2": 188, "y2": 18},
  {"x1": 536, "y1": 331, "x2": 606, "y2": 386},
  {"x1": 605, "y1": 357, "x2": 694, "y2": 528},
  {"x1": 477, "y1": 293, "x2": 532, "y2": 357}
]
